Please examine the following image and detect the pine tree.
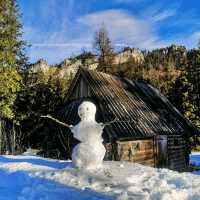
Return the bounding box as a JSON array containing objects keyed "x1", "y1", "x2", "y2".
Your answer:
[
  {"x1": 0, "y1": 0, "x2": 27, "y2": 153},
  {"x1": 187, "y1": 49, "x2": 200, "y2": 128},
  {"x1": 0, "y1": 0, "x2": 26, "y2": 119},
  {"x1": 0, "y1": 0, "x2": 27, "y2": 67},
  {"x1": 16, "y1": 67, "x2": 73, "y2": 151}
]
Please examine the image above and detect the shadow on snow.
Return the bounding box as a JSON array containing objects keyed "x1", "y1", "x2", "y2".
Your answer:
[{"x1": 0, "y1": 155, "x2": 114, "y2": 200}]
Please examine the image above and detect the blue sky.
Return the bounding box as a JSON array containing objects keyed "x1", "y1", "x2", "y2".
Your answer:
[{"x1": 18, "y1": 0, "x2": 200, "y2": 64}]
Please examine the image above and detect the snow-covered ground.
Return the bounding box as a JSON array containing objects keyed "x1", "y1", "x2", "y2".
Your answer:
[
  {"x1": 0, "y1": 153, "x2": 199, "y2": 200},
  {"x1": 190, "y1": 152, "x2": 200, "y2": 175}
]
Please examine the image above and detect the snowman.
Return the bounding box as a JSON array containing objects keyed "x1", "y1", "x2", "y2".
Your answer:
[
  {"x1": 41, "y1": 101, "x2": 134, "y2": 170},
  {"x1": 70, "y1": 101, "x2": 106, "y2": 170}
]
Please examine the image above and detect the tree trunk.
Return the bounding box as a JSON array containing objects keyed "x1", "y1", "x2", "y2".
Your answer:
[{"x1": 12, "y1": 122, "x2": 16, "y2": 154}]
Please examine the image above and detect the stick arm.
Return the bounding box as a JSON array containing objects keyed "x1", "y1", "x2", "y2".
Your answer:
[{"x1": 40, "y1": 115, "x2": 73, "y2": 128}]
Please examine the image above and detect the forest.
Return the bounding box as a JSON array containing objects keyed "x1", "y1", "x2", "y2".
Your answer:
[{"x1": 0, "y1": 0, "x2": 200, "y2": 156}]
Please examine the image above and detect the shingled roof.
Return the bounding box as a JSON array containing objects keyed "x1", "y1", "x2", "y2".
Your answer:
[{"x1": 57, "y1": 68, "x2": 199, "y2": 142}]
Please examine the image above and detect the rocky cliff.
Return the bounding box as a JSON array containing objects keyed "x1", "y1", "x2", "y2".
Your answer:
[{"x1": 29, "y1": 48, "x2": 144, "y2": 76}]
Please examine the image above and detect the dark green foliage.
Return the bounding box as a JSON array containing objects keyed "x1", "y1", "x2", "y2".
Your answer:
[
  {"x1": 0, "y1": 66, "x2": 21, "y2": 119},
  {"x1": 143, "y1": 45, "x2": 187, "y2": 70},
  {"x1": 168, "y1": 49, "x2": 200, "y2": 132},
  {"x1": 0, "y1": 0, "x2": 27, "y2": 154},
  {"x1": 0, "y1": 0, "x2": 28, "y2": 120},
  {"x1": 0, "y1": 0, "x2": 27, "y2": 68},
  {"x1": 0, "y1": 0, "x2": 26, "y2": 120},
  {"x1": 16, "y1": 68, "x2": 73, "y2": 149},
  {"x1": 186, "y1": 49, "x2": 200, "y2": 128}
]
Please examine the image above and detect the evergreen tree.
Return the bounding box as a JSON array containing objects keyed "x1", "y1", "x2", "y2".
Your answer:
[
  {"x1": 0, "y1": 0, "x2": 26, "y2": 120},
  {"x1": 0, "y1": 66, "x2": 21, "y2": 119},
  {"x1": 0, "y1": 0, "x2": 27, "y2": 68},
  {"x1": 0, "y1": 0, "x2": 27, "y2": 153},
  {"x1": 187, "y1": 49, "x2": 200, "y2": 128},
  {"x1": 16, "y1": 67, "x2": 73, "y2": 150},
  {"x1": 170, "y1": 69, "x2": 196, "y2": 121}
]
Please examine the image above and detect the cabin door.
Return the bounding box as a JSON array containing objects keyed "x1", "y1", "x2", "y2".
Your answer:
[{"x1": 156, "y1": 135, "x2": 167, "y2": 168}]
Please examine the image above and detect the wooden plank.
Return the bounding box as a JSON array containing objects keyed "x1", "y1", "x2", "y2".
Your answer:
[
  {"x1": 168, "y1": 151, "x2": 185, "y2": 155},
  {"x1": 119, "y1": 149, "x2": 154, "y2": 157},
  {"x1": 168, "y1": 145, "x2": 186, "y2": 150},
  {"x1": 137, "y1": 159, "x2": 155, "y2": 167},
  {"x1": 132, "y1": 154, "x2": 154, "y2": 162}
]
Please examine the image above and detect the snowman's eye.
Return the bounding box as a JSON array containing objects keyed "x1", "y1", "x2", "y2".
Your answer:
[{"x1": 86, "y1": 108, "x2": 89, "y2": 111}]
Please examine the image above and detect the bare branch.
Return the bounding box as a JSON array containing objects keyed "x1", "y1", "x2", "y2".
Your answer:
[{"x1": 40, "y1": 115, "x2": 73, "y2": 128}]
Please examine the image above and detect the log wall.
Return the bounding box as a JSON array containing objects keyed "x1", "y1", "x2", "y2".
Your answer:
[
  {"x1": 105, "y1": 136, "x2": 188, "y2": 171},
  {"x1": 167, "y1": 135, "x2": 187, "y2": 171},
  {"x1": 105, "y1": 139, "x2": 155, "y2": 167}
]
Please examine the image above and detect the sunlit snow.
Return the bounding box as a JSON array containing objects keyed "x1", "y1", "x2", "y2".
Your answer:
[{"x1": 0, "y1": 153, "x2": 199, "y2": 200}]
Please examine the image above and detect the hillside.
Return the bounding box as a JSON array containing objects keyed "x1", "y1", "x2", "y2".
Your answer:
[
  {"x1": 29, "y1": 47, "x2": 144, "y2": 77},
  {"x1": 28, "y1": 45, "x2": 187, "y2": 82}
]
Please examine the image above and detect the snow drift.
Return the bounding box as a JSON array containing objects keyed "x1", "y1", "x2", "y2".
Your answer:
[{"x1": 0, "y1": 154, "x2": 199, "y2": 200}]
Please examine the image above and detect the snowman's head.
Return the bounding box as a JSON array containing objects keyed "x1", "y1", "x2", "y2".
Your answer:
[{"x1": 78, "y1": 101, "x2": 96, "y2": 121}]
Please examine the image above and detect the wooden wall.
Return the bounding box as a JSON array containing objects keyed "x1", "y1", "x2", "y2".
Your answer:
[
  {"x1": 105, "y1": 139, "x2": 155, "y2": 167},
  {"x1": 167, "y1": 135, "x2": 187, "y2": 171},
  {"x1": 69, "y1": 76, "x2": 91, "y2": 100},
  {"x1": 104, "y1": 135, "x2": 188, "y2": 171}
]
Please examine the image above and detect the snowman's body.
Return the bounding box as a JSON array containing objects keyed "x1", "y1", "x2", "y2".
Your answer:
[{"x1": 70, "y1": 101, "x2": 106, "y2": 170}]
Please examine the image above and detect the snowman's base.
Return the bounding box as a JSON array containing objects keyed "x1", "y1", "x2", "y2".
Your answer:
[{"x1": 72, "y1": 142, "x2": 106, "y2": 170}]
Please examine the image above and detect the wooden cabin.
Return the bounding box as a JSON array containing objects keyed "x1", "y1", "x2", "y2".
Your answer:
[{"x1": 43, "y1": 68, "x2": 199, "y2": 171}]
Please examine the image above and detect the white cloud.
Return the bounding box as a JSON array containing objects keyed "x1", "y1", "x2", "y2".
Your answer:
[
  {"x1": 25, "y1": 5, "x2": 199, "y2": 64},
  {"x1": 32, "y1": 43, "x2": 91, "y2": 47},
  {"x1": 151, "y1": 9, "x2": 176, "y2": 23},
  {"x1": 27, "y1": 45, "x2": 89, "y2": 64},
  {"x1": 77, "y1": 9, "x2": 168, "y2": 49},
  {"x1": 25, "y1": 9, "x2": 173, "y2": 63}
]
